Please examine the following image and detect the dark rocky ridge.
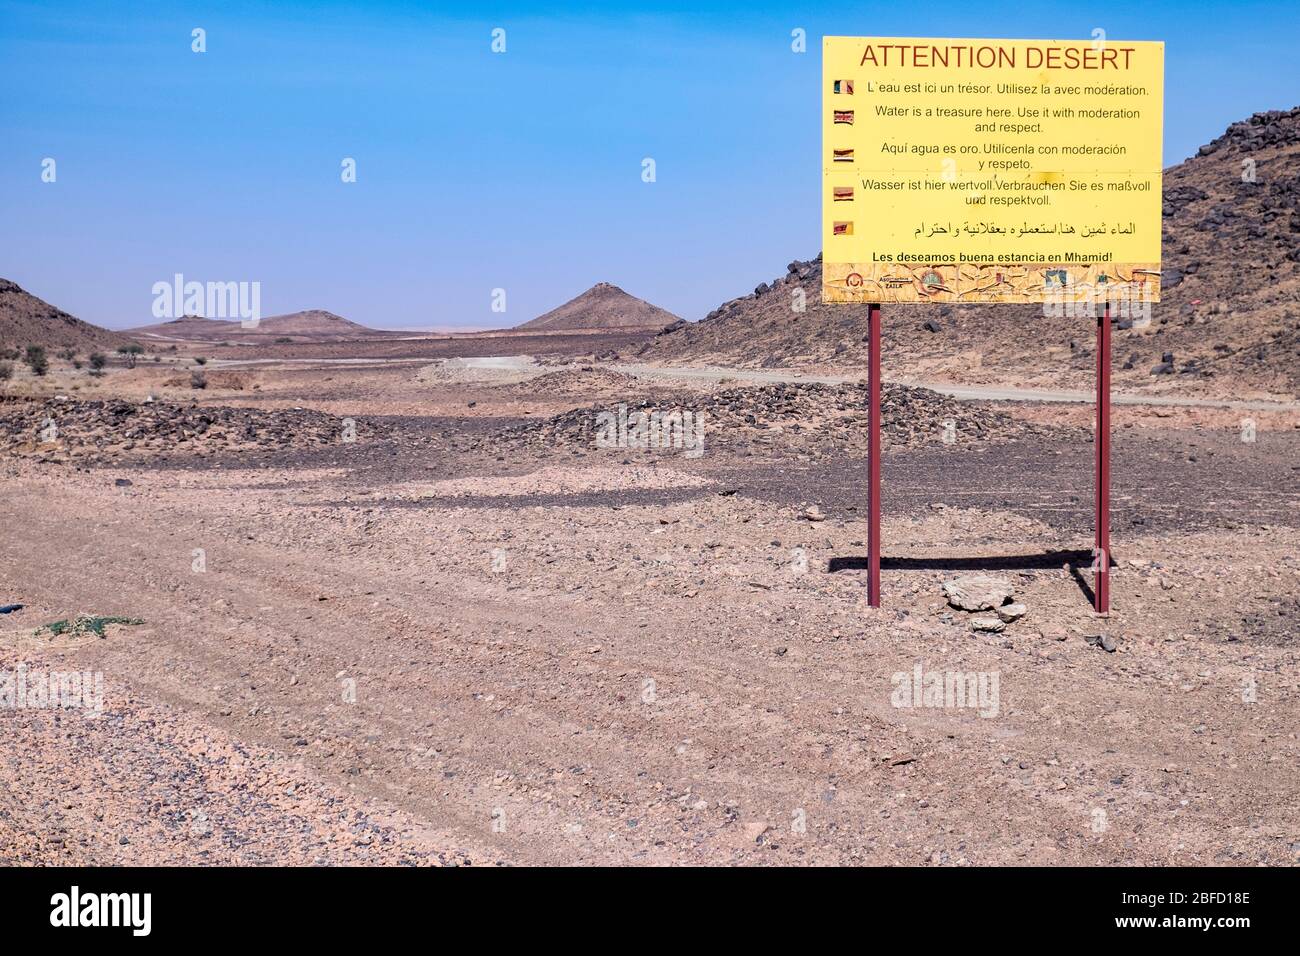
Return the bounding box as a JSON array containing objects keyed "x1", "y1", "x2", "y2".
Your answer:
[
  {"x1": 0, "y1": 397, "x2": 387, "y2": 461},
  {"x1": 476, "y1": 381, "x2": 1076, "y2": 459}
]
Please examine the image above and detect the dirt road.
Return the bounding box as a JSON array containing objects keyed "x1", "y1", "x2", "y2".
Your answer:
[{"x1": 211, "y1": 351, "x2": 1300, "y2": 412}]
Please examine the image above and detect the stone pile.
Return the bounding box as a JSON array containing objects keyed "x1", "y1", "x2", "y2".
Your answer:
[
  {"x1": 481, "y1": 381, "x2": 1069, "y2": 457},
  {"x1": 0, "y1": 397, "x2": 383, "y2": 461}
]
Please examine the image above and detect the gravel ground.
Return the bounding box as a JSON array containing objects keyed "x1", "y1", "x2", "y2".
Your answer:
[{"x1": 1, "y1": 368, "x2": 1298, "y2": 866}]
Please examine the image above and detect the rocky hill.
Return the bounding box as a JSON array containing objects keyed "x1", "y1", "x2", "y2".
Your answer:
[
  {"x1": 518, "y1": 283, "x2": 682, "y2": 331},
  {"x1": 128, "y1": 309, "x2": 376, "y2": 342},
  {"x1": 256, "y1": 310, "x2": 374, "y2": 336},
  {"x1": 0, "y1": 280, "x2": 134, "y2": 352},
  {"x1": 641, "y1": 107, "x2": 1300, "y2": 398}
]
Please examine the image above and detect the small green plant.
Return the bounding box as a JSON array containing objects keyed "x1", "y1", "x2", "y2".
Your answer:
[
  {"x1": 89, "y1": 352, "x2": 107, "y2": 374},
  {"x1": 194, "y1": 356, "x2": 208, "y2": 366},
  {"x1": 190, "y1": 370, "x2": 208, "y2": 389},
  {"x1": 275, "y1": 336, "x2": 293, "y2": 344},
  {"x1": 0, "y1": 361, "x2": 12, "y2": 381},
  {"x1": 24, "y1": 345, "x2": 48, "y2": 376},
  {"x1": 38, "y1": 614, "x2": 144, "y2": 638}
]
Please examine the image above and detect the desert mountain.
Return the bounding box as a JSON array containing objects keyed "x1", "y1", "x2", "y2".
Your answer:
[
  {"x1": 128, "y1": 309, "x2": 376, "y2": 342},
  {"x1": 0, "y1": 279, "x2": 133, "y2": 352},
  {"x1": 518, "y1": 282, "x2": 682, "y2": 331},
  {"x1": 128, "y1": 315, "x2": 243, "y2": 342},
  {"x1": 256, "y1": 309, "x2": 372, "y2": 336},
  {"x1": 642, "y1": 107, "x2": 1300, "y2": 398}
]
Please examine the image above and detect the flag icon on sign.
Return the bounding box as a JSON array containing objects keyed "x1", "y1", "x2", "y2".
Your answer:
[
  {"x1": 833, "y1": 110, "x2": 854, "y2": 124},
  {"x1": 832, "y1": 148, "x2": 854, "y2": 162},
  {"x1": 833, "y1": 80, "x2": 854, "y2": 95},
  {"x1": 832, "y1": 186, "x2": 854, "y2": 201},
  {"x1": 833, "y1": 221, "x2": 853, "y2": 236}
]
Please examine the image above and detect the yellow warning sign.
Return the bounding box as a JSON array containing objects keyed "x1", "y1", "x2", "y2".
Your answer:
[{"x1": 822, "y1": 37, "x2": 1164, "y2": 304}]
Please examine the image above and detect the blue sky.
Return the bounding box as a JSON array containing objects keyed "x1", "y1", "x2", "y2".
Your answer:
[{"x1": 2, "y1": 0, "x2": 1296, "y2": 330}]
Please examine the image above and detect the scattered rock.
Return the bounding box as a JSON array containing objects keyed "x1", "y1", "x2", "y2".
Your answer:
[
  {"x1": 498, "y1": 367, "x2": 644, "y2": 397},
  {"x1": 0, "y1": 397, "x2": 385, "y2": 461},
  {"x1": 942, "y1": 574, "x2": 1015, "y2": 612},
  {"x1": 485, "y1": 382, "x2": 1076, "y2": 457},
  {"x1": 1085, "y1": 634, "x2": 1118, "y2": 653},
  {"x1": 995, "y1": 602, "x2": 1027, "y2": 623}
]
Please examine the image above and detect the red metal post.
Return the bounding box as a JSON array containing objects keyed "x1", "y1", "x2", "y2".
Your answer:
[
  {"x1": 1095, "y1": 301, "x2": 1111, "y2": 613},
  {"x1": 868, "y1": 302, "x2": 882, "y2": 608}
]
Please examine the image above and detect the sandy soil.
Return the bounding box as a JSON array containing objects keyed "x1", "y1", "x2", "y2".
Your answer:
[{"x1": 2, "y1": 347, "x2": 1298, "y2": 866}]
